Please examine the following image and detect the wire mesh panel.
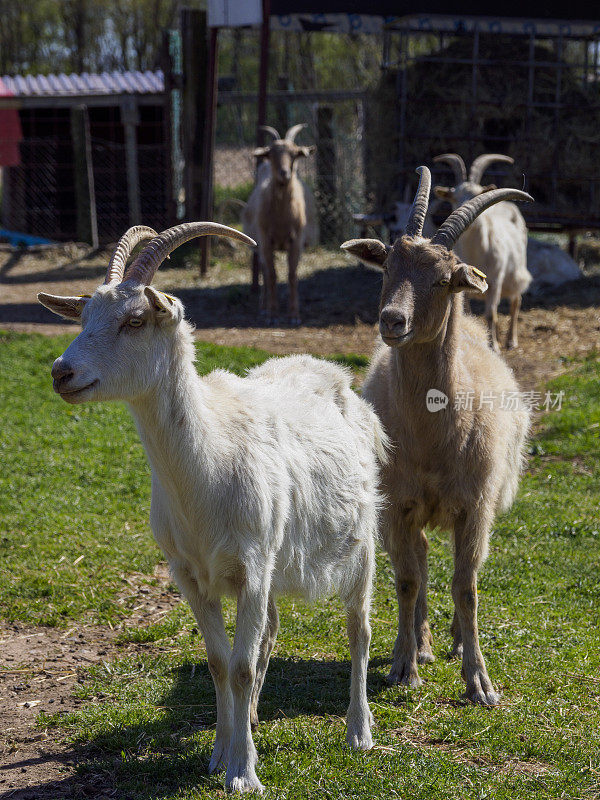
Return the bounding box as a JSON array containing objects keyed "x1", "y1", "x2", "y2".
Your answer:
[{"x1": 373, "y1": 23, "x2": 600, "y2": 229}]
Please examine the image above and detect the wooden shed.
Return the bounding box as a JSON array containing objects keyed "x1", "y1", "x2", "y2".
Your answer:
[{"x1": 0, "y1": 71, "x2": 173, "y2": 244}]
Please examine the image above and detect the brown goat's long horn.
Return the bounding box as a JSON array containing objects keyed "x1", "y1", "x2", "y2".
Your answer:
[
  {"x1": 259, "y1": 125, "x2": 281, "y2": 141},
  {"x1": 433, "y1": 153, "x2": 467, "y2": 185},
  {"x1": 404, "y1": 166, "x2": 431, "y2": 238},
  {"x1": 123, "y1": 222, "x2": 257, "y2": 286},
  {"x1": 469, "y1": 154, "x2": 514, "y2": 184},
  {"x1": 285, "y1": 123, "x2": 306, "y2": 143},
  {"x1": 104, "y1": 226, "x2": 158, "y2": 284},
  {"x1": 432, "y1": 189, "x2": 533, "y2": 250}
]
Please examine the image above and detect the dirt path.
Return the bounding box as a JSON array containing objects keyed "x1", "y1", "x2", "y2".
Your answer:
[{"x1": 0, "y1": 566, "x2": 180, "y2": 799}]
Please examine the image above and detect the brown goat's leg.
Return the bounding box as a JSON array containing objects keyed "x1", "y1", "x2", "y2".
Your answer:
[
  {"x1": 414, "y1": 529, "x2": 434, "y2": 664},
  {"x1": 260, "y1": 246, "x2": 279, "y2": 324},
  {"x1": 506, "y1": 295, "x2": 521, "y2": 350},
  {"x1": 452, "y1": 514, "x2": 499, "y2": 706},
  {"x1": 387, "y1": 531, "x2": 422, "y2": 687},
  {"x1": 449, "y1": 609, "x2": 463, "y2": 658},
  {"x1": 287, "y1": 241, "x2": 301, "y2": 326},
  {"x1": 250, "y1": 595, "x2": 279, "y2": 730}
]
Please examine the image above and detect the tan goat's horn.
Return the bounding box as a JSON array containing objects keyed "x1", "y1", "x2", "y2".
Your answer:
[
  {"x1": 404, "y1": 166, "x2": 432, "y2": 238},
  {"x1": 259, "y1": 125, "x2": 281, "y2": 141},
  {"x1": 433, "y1": 153, "x2": 467, "y2": 185},
  {"x1": 123, "y1": 222, "x2": 257, "y2": 285},
  {"x1": 104, "y1": 226, "x2": 158, "y2": 284},
  {"x1": 469, "y1": 154, "x2": 514, "y2": 185},
  {"x1": 431, "y1": 189, "x2": 533, "y2": 250},
  {"x1": 285, "y1": 123, "x2": 307, "y2": 143}
]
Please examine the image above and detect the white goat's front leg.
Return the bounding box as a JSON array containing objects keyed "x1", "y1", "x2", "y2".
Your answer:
[
  {"x1": 483, "y1": 278, "x2": 503, "y2": 353},
  {"x1": 344, "y1": 543, "x2": 374, "y2": 750},
  {"x1": 226, "y1": 578, "x2": 270, "y2": 793},
  {"x1": 250, "y1": 595, "x2": 279, "y2": 730},
  {"x1": 452, "y1": 513, "x2": 499, "y2": 706},
  {"x1": 170, "y1": 564, "x2": 233, "y2": 774},
  {"x1": 506, "y1": 295, "x2": 521, "y2": 350}
]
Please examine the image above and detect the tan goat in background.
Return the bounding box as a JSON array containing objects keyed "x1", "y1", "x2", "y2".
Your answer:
[{"x1": 242, "y1": 124, "x2": 316, "y2": 325}]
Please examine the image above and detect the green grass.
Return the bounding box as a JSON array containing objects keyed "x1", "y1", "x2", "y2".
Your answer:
[{"x1": 2, "y1": 331, "x2": 600, "y2": 798}]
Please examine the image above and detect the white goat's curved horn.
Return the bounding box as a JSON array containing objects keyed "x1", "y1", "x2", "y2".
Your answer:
[
  {"x1": 431, "y1": 189, "x2": 533, "y2": 250},
  {"x1": 469, "y1": 154, "x2": 514, "y2": 185},
  {"x1": 404, "y1": 166, "x2": 431, "y2": 238},
  {"x1": 433, "y1": 153, "x2": 467, "y2": 185},
  {"x1": 259, "y1": 125, "x2": 281, "y2": 141},
  {"x1": 285, "y1": 123, "x2": 306, "y2": 143},
  {"x1": 104, "y1": 226, "x2": 158, "y2": 284},
  {"x1": 123, "y1": 222, "x2": 257, "y2": 286}
]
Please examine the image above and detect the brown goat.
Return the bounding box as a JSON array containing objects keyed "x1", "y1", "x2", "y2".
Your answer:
[
  {"x1": 244, "y1": 124, "x2": 316, "y2": 325},
  {"x1": 342, "y1": 167, "x2": 531, "y2": 705}
]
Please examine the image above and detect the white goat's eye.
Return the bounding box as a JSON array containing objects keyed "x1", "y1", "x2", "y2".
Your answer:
[{"x1": 128, "y1": 317, "x2": 144, "y2": 328}]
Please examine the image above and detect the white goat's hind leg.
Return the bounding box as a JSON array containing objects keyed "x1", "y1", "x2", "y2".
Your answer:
[
  {"x1": 452, "y1": 514, "x2": 499, "y2": 707},
  {"x1": 170, "y1": 565, "x2": 233, "y2": 774},
  {"x1": 483, "y1": 279, "x2": 503, "y2": 353},
  {"x1": 250, "y1": 596, "x2": 279, "y2": 731},
  {"x1": 506, "y1": 295, "x2": 521, "y2": 350},
  {"x1": 226, "y1": 580, "x2": 270, "y2": 793},
  {"x1": 344, "y1": 543, "x2": 374, "y2": 750}
]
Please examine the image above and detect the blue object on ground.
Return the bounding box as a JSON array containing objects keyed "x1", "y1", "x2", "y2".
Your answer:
[{"x1": 0, "y1": 228, "x2": 55, "y2": 247}]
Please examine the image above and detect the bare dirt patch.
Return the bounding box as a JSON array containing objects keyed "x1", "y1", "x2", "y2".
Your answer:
[{"x1": 0, "y1": 564, "x2": 179, "y2": 799}]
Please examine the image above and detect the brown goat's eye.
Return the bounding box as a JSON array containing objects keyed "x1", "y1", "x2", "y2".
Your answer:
[
  {"x1": 128, "y1": 317, "x2": 144, "y2": 328},
  {"x1": 438, "y1": 279, "x2": 450, "y2": 287}
]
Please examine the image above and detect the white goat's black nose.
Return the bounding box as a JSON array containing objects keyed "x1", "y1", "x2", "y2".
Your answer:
[
  {"x1": 380, "y1": 308, "x2": 408, "y2": 336},
  {"x1": 52, "y1": 361, "x2": 74, "y2": 389}
]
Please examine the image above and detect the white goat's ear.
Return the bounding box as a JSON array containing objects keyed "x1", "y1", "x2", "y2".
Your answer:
[
  {"x1": 341, "y1": 239, "x2": 390, "y2": 269},
  {"x1": 253, "y1": 146, "x2": 270, "y2": 159},
  {"x1": 37, "y1": 292, "x2": 89, "y2": 320},
  {"x1": 450, "y1": 263, "x2": 488, "y2": 295},
  {"x1": 434, "y1": 186, "x2": 454, "y2": 201},
  {"x1": 144, "y1": 286, "x2": 182, "y2": 323},
  {"x1": 297, "y1": 145, "x2": 316, "y2": 158}
]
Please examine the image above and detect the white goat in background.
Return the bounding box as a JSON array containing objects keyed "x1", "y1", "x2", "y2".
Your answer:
[
  {"x1": 433, "y1": 153, "x2": 532, "y2": 352},
  {"x1": 38, "y1": 222, "x2": 386, "y2": 793}
]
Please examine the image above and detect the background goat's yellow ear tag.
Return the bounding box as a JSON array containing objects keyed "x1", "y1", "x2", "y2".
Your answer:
[{"x1": 472, "y1": 267, "x2": 487, "y2": 279}]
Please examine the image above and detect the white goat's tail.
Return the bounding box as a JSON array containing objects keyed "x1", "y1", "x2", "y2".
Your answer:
[{"x1": 372, "y1": 412, "x2": 392, "y2": 466}]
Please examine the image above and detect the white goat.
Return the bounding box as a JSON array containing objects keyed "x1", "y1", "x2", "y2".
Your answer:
[
  {"x1": 434, "y1": 153, "x2": 532, "y2": 352},
  {"x1": 242, "y1": 124, "x2": 317, "y2": 326},
  {"x1": 38, "y1": 222, "x2": 386, "y2": 793},
  {"x1": 342, "y1": 168, "x2": 531, "y2": 705},
  {"x1": 526, "y1": 237, "x2": 582, "y2": 296}
]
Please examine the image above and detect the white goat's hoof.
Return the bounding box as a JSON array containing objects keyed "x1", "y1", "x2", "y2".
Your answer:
[
  {"x1": 226, "y1": 771, "x2": 264, "y2": 794},
  {"x1": 387, "y1": 659, "x2": 422, "y2": 687},
  {"x1": 209, "y1": 739, "x2": 229, "y2": 774}
]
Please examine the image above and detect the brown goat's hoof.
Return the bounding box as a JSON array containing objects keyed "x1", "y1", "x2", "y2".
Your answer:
[
  {"x1": 387, "y1": 661, "x2": 423, "y2": 688},
  {"x1": 417, "y1": 648, "x2": 435, "y2": 665}
]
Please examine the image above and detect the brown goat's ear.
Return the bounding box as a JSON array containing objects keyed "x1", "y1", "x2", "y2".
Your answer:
[
  {"x1": 450, "y1": 263, "x2": 488, "y2": 294},
  {"x1": 37, "y1": 292, "x2": 89, "y2": 320},
  {"x1": 340, "y1": 239, "x2": 390, "y2": 269},
  {"x1": 297, "y1": 145, "x2": 316, "y2": 158},
  {"x1": 480, "y1": 183, "x2": 497, "y2": 194},
  {"x1": 253, "y1": 147, "x2": 270, "y2": 159},
  {"x1": 434, "y1": 186, "x2": 454, "y2": 200}
]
